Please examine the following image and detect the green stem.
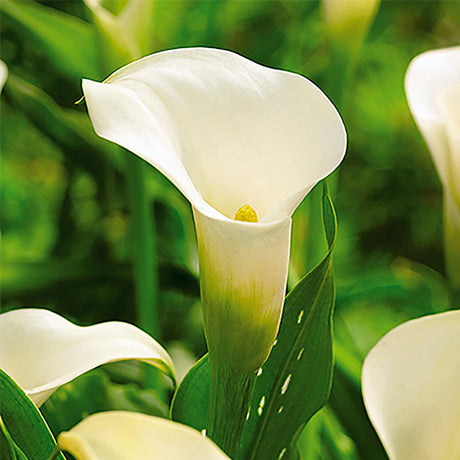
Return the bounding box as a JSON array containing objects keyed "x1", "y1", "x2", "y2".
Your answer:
[
  {"x1": 125, "y1": 154, "x2": 160, "y2": 339},
  {"x1": 207, "y1": 358, "x2": 256, "y2": 458},
  {"x1": 305, "y1": 48, "x2": 351, "y2": 270}
]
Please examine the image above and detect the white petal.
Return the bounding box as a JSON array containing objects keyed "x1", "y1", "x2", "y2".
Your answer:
[
  {"x1": 405, "y1": 47, "x2": 460, "y2": 191},
  {"x1": 82, "y1": 48, "x2": 346, "y2": 223},
  {"x1": 58, "y1": 411, "x2": 230, "y2": 460},
  {"x1": 438, "y1": 84, "x2": 460, "y2": 205},
  {"x1": 194, "y1": 208, "x2": 291, "y2": 372},
  {"x1": 362, "y1": 311, "x2": 460, "y2": 460},
  {"x1": 0, "y1": 60, "x2": 8, "y2": 93},
  {"x1": 0, "y1": 308, "x2": 175, "y2": 406}
]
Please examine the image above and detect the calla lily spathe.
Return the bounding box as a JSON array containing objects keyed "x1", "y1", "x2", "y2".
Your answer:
[
  {"x1": 0, "y1": 308, "x2": 175, "y2": 406},
  {"x1": 362, "y1": 310, "x2": 460, "y2": 460},
  {"x1": 0, "y1": 59, "x2": 7, "y2": 93},
  {"x1": 58, "y1": 411, "x2": 230, "y2": 460},
  {"x1": 405, "y1": 47, "x2": 460, "y2": 289},
  {"x1": 82, "y1": 47, "x2": 346, "y2": 372}
]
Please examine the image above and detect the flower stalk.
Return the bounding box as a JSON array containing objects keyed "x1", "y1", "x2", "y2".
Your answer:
[{"x1": 125, "y1": 154, "x2": 160, "y2": 339}]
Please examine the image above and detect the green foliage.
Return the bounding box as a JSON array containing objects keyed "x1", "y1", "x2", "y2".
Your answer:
[
  {"x1": 0, "y1": 0, "x2": 100, "y2": 80},
  {"x1": 171, "y1": 354, "x2": 209, "y2": 431},
  {"x1": 0, "y1": 369, "x2": 66, "y2": 460},
  {"x1": 41, "y1": 369, "x2": 168, "y2": 437}
]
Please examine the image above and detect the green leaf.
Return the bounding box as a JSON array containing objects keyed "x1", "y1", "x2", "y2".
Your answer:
[
  {"x1": 170, "y1": 354, "x2": 209, "y2": 432},
  {"x1": 171, "y1": 184, "x2": 337, "y2": 460},
  {"x1": 0, "y1": 0, "x2": 100, "y2": 80},
  {"x1": 0, "y1": 369, "x2": 66, "y2": 460},
  {"x1": 240, "y1": 183, "x2": 337, "y2": 460},
  {"x1": 41, "y1": 369, "x2": 168, "y2": 437},
  {"x1": 1, "y1": 419, "x2": 28, "y2": 460},
  {"x1": 328, "y1": 367, "x2": 387, "y2": 460},
  {"x1": 297, "y1": 408, "x2": 359, "y2": 460}
]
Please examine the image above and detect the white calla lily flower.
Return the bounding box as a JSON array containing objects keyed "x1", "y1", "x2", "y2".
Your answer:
[
  {"x1": 0, "y1": 59, "x2": 8, "y2": 93},
  {"x1": 82, "y1": 47, "x2": 346, "y2": 373},
  {"x1": 58, "y1": 411, "x2": 230, "y2": 460},
  {"x1": 362, "y1": 310, "x2": 460, "y2": 460},
  {"x1": 0, "y1": 308, "x2": 175, "y2": 406},
  {"x1": 405, "y1": 47, "x2": 460, "y2": 288},
  {"x1": 84, "y1": 0, "x2": 154, "y2": 65}
]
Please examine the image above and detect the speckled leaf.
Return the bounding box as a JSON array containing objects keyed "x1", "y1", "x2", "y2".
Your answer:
[{"x1": 240, "y1": 183, "x2": 337, "y2": 460}]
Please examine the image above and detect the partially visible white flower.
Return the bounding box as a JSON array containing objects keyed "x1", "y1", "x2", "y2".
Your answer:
[
  {"x1": 82, "y1": 47, "x2": 347, "y2": 373},
  {"x1": 322, "y1": 0, "x2": 380, "y2": 52},
  {"x1": 0, "y1": 308, "x2": 175, "y2": 406},
  {"x1": 362, "y1": 311, "x2": 460, "y2": 460},
  {"x1": 0, "y1": 60, "x2": 8, "y2": 93},
  {"x1": 58, "y1": 411, "x2": 230, "y2": 460},
  {"x1": 406, "y1": 47, "x2": 460, "y2": 206},
  {"x1": 405, "y1": 47, "x2": 460, "y2": 288},
  {"x1": 83, "y1": 0, "x2": 155, "y2": 65}
]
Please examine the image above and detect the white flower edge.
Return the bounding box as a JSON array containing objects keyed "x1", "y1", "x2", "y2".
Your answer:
[
  {"x1": 0, "y1": 308, "x2": 175, "y2": 406},
  {"x1": 362, "y1": 310, "x2": 460, "y2": 460},
  {"x1": 58, "y1": 411, "x2": 230, "y2": 460},
  {"x1": 82, "y1": 47, "x2": 347, "y2": 225},
  {"x1": 404, "y1": 46, "x2": 460, "y2": 196},
  {"x1": 0, "y1": 60, "x2": 8, "y2": 93}
]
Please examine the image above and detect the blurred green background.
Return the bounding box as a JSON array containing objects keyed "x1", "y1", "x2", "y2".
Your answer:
[{"x1": 1, "y1": 1, "x2": 459, "y2": 459}]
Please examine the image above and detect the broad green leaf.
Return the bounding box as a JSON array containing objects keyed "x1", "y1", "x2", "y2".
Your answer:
[
  {"x1": 0, "y1": 0, "x2": 100, "y2": 80},
  {"x1": 1, "y1": 418, "x2": 29, "y2": 460},
  {"x1": 0, "y1": 369, "x2": 66, "y2": 460},
  {"x1": 239, "y1": 183, "x2": 336, "y2": 460},
  {"x1": 171, "y1": 354, "x2": 209, "y2": 432}
]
